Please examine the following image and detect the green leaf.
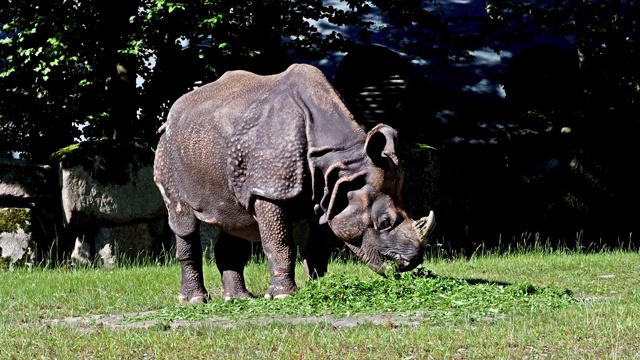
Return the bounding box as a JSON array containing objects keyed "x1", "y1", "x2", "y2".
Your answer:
[
  {"x1": 168, "y1": 3, "x2": 185, "y2": 13},
  {"x1": 0, "y1": 68, "x2": 16, "y2": 78}
]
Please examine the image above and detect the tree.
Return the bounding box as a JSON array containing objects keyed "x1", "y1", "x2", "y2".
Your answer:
[
  {"x1": 0, "y1": 0, "x2": 140, "y2": 162},
  {"x1": 485, "y1": 0, "x2": 640, "y2": 116},
  {"x1": 1, "y1": 0, "x2": 532, "y2": 163}
]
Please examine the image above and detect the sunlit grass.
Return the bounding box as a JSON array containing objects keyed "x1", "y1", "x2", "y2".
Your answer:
[{"x1": 1, "y1": 247, "x2": 639, "y2": 359}]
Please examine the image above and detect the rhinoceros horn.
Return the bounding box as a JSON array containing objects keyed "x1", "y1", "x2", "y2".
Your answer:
[{"x1": 413, "y1": 210, "x2": 436, "y2": 244}]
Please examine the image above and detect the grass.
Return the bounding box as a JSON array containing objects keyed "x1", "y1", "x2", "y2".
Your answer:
[
  {"x1": 1, "y1": 248, "x2": 639, "y2": 359},
  {"x1": 126, "y1": 266, "x2": 574, "y2": 325}
]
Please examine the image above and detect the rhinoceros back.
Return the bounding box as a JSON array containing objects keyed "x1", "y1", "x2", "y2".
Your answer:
[{"x1": 156, "y1": 65, "x2": 315, "y2": 217}]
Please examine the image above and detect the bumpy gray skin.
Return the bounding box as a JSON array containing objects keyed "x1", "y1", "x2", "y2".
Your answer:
[{"x1": 153, "y1": 64, "x2": 434, "y2": 303}]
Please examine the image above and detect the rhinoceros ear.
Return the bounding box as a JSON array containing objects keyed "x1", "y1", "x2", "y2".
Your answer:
[
  {"x1": 318, "y1": 162, "x2": 344, "y2": 224},
  {"x1": 365, "y1": 124, "x2": 400, "y2": 167}
]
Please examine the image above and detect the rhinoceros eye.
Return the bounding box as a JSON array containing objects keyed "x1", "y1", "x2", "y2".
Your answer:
[{"x1": 378, "y1": 214, "x2": 393, "y2": 231}]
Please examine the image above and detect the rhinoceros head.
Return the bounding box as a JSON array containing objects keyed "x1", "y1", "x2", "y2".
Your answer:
[{"x1": 318, "y1": 124, "x2": 436, "y2": 274}]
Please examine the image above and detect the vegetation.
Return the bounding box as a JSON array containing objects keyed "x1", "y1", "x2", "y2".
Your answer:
[
  {"x1": 124, "y1": 266, "x2": 574, "y2": 324},
  {"x1": 2, "y1": 1, "x2": 638, "y2": 162},
  {"x1": 51, "y1": 139, "x2": 155, "y2": 185},
  {"x1": 0, "y1": 0, "x2": 445, "y2": 161},
  {"x1": 487, "y1": 0, "x2": 640, "y2": 108},
  {"x1": 1, "y1": 248, "x2": 638, "y2": 358},
  {"x1": 0, "y1": 207, "x2": 30, "y2": 233},
  {"x1": 2, "y1": 3, "x2": 639, "y2": 356}
]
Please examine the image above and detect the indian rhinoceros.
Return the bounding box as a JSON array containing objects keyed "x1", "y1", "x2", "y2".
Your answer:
[{"x1": 153, "y1": 63, "x2": 435, "y2": 303}]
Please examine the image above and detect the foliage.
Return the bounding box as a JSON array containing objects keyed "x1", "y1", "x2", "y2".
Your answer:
[
  {"x1": 1, "y1": 251, "x2": 639, "y2": 358},
  {"x1": 0, "y1": 1, "x2": 139, "y2": 162},
  {"x1": 0, "y1": 1, "x2": 457, "y2": 162},
  {"x1": 2, "y1": 0, "x2": 639, "y2": 164},
  {"x1": 407, "y1": 142, "x2": 436, "y2": 156},
  {"x1": 0, "y1": 207, "x2": 30, "y2": 233},
  {"x1": 124, "y1": 264, "x2": 575, "y2": 324},
  {"x1": 486, "y1": 0, "x2": 640, "y2": 114}
]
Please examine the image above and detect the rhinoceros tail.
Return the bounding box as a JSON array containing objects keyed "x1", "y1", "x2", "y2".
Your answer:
[{"x1": 157, "y1": 122, "x2": 167, "y2": 134}]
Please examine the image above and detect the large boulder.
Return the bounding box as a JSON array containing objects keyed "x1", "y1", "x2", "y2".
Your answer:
[
  {"x1": 61, "y1": 164, "x2": 166, "y2": 227},
  {"x1": 0, "y1": 207, "x2": 35, "y2": 266},
  {"x1": 334, "y1": 44, "x2": 416, "y2": 134},
  {"x1": 0, "y1": 158, "x2": 61, "y2": 264},
  {"x1": 58, "y1": 142, "x2": 166, "y2": 229},
  {"x1": 71, "y1": 218, "x2": 171, "y2": 268},
  {"x1": 0, "y1": 158, "x2": 58, "y2": 204},
  {"x1": 55, "y1": 140, "x2": 170, "y2": 265}
]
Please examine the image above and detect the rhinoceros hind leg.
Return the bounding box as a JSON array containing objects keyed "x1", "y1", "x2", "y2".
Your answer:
[
  {"x1": 176, "y1": 232, "x2": 209, "y2": 304},
  {"x1": 215, "y1": 232, "x2": 255, "y2": 301}
]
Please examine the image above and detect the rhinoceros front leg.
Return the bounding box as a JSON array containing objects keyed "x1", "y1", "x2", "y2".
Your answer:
[
  {"x1": 254, "y1": 199, "x2": 298, "y2": 299},
  {"x1": 176, "y1": 232, "x2": 208, "y2": 304},
  {"x1": 215, "y1": 232, "x2": 255, "y2": 301}
]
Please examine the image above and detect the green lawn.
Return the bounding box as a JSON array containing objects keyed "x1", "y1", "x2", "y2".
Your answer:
[{"x1": 1, "y1": 250, "x2": 639, "y2": 359}]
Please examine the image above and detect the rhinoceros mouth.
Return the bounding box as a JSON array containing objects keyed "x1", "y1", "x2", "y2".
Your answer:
[{"x1": 382, "y1": 251, "x2": 423, "y2": 272}]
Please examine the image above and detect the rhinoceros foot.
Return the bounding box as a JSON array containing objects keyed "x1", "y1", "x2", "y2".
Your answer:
[
  {"x1": 264, "y1": 282, "x2": 298, "y2": 300},
  {"x1": 178, "y1": 293, "x2": 209, "y2": 304},
  {"x1": 223, "y1": 289, "x2": 255, "y2": 302},
  {"x1": 221, "y1": 271, "x2": 256, "y2": 301}
]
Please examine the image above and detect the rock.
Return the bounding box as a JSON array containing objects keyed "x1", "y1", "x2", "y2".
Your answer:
[
  {"x1": 60, "y1": 164, "x2": 166, "y2": 229},
  {"x1": 70, "y1": 237, "x2": 91, "y2": 266},
  {"x1": 56, "y1": 140, "x2": 171, "y2": 265},
  {"x1": 0, "y1": 158, "x2": 58, "y2": 204},
  {"x1": 0, "y1": 207, "x2": 36, "y2": 265},
  {"x1": 334, "y1": 44, "x2": 414, "y2": 133},
  {"x1": 98, "y1": 243, "x2": 116, "y2": 269},
  {"x1": 0, "y1": 159, "x2": 64, "y2": 263},
  {"x1": 0, "y1": 229, "x2": 34, "y2": 264},
  {"x1": 71, "y1": 218, "x2": 172, "y2": 267},
  {"x1": 96, "y1": 218, "x2": 168, "y2": 259}
]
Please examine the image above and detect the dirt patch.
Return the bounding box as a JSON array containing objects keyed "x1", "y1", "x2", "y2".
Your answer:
[{"x1": 46, "y1": 311, "x2": 425, "y2": 331}]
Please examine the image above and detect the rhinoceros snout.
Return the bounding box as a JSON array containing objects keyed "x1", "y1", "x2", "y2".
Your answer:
[
  {"x1": 387, "y1": 211, "x2": 435, "y2": 272},
  {"x1": 392, "y1": 252, "x2": 424, "y2": 272}
]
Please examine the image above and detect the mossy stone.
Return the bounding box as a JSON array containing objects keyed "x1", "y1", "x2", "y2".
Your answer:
[
  {"x1": 51, "y1": 139, "x2": 155, "y2": 186},
  {"x1": 0, "y1": 208, "x2": 31, "y2": 233}
]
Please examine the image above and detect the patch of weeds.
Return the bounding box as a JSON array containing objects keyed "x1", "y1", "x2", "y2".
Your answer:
[
  {"x1": 0, "y1": 254, "x2": 11, "y2": 270},
  {"x1": 149, "y1": 320, "x2": 172, "y2": 331},
  {"x1": 122, "y1": 265, "x2": 576, "y2": 325},
  {"x1": 407, "y1": 142, "x2": 436, "y2": 156},
  {"x1": 0, "y1": 208, "x2": 30, "y2": 233}
]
